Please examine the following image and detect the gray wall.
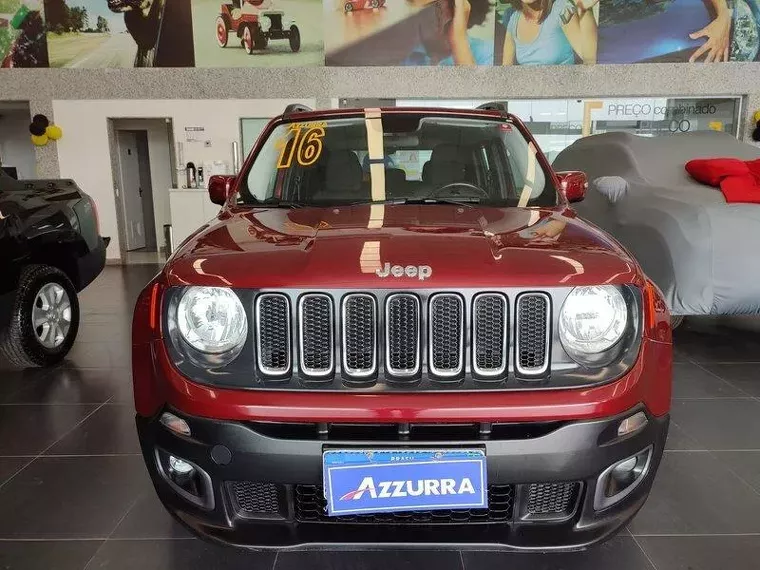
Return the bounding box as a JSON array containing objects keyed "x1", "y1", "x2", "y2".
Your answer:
[{"x1": 2, "y1": 63, "x2": 760, "y2": 177}]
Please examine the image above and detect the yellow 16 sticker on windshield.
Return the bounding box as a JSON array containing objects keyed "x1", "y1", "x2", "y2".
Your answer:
[{"x1": 276, "y1": 123, "x2": 326, "y2": 169}]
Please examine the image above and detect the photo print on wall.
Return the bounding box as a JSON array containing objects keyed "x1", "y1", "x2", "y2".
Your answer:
[
  {"x1": 2, "y1": 0, "x2": 759, "y2": 67},
  {"x1": 0, "y1": 0, "x2": 49, "y2": 67},
  {"x1": 44, "y1": 0, "x2": 195, "y2": 67},
  {"x1": 494, "y1": 0, "x2": 599, "y2": 65},
  {"x1": 732, "y1": 0, "x2": 760, "y2": 61},
  {"x1": 324, "y1": 0, "x2": 496, "y2": 66},
  {"x1": 598, "y1": 0, "x2": 733, "y2": 63},
  {"x1": 192, "y1": 0, "x2": 324, "y2": 67}
]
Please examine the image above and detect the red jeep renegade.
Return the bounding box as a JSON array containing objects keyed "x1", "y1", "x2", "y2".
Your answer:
[{"x1": 132, "y1": 103, "x2": 672, "y2": 550}]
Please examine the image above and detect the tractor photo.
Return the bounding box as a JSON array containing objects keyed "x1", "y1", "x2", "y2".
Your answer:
[
  {"x1": 215, "y1": 0, "x2": 301, "y2": 54},
  {"x1": 343, "y1": 0, "x2": 386, "y2": 13}
]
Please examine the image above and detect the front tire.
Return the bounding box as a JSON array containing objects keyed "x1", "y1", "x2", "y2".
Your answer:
[
  {"x1": 216, "y1": 15, "x2": 229, "y2": 47},
  {"x1": 289, "y1": 25, "x2": 301, "y2": 52},
  {"x1": 0, "y1": 265, "x2": 80, "y2": 368},
  {"x1": 241, "y1": 24, "x2": 254, "y2": 54},
  {"x1": 344, "y1": 2, "x2": 353, "y2": 12}
]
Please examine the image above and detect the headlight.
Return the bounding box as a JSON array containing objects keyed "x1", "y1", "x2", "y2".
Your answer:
[
  {"x1": 177, "y1": 287, "x2": 247, "y2": 354},
  {"x1": 559, "y1": 285, "x2": 628, "y2": 366}
]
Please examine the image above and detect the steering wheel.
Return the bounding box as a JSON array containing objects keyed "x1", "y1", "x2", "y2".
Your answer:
[{"x1": 431, "y1": 182, "x2": 490, "y2": 199}]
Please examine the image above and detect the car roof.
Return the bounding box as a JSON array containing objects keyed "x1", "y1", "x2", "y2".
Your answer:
[{"x1": 279, "y1": 107, "x2": 519, "y2": 123}]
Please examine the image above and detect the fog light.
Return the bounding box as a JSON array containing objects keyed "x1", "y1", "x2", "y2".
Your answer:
[
  {"x1": 594, "y1": 446, "x2": 653, "y2": 510},
  {"x1": 155, "y1": 448, "x2": 214, "y2": 510},
  {"x1": 617, "y1": 411, "x2": 648, "y2": 437},
  {"x1": 160, "y1": 412, "x2": 191, "y2": 436},
  {"x1": 612, "y1": 456, "x2": 638, "y2": 475},
  {"x1": 168, "y1": 455, "x2": 194, "y2": 476}
]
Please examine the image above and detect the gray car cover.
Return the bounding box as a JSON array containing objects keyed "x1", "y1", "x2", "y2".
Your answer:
[{"x1": 553, "y1": 131, "x2": 760, "y2": 316}]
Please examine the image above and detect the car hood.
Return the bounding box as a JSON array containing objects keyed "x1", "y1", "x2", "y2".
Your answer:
[{"x1": 165, "y1": 204, "x2": 640, "y2": 289}]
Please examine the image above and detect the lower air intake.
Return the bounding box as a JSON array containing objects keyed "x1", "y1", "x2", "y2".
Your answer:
[
  {"x1": 227, "y1": 481, "x2": 283, "y2": 517},
  {"x1": 294, "y1": 484, "x2": 514, "y2": 524},
  {"x1": 525, "y1": 482, "x2": 580, "y2": 517}
]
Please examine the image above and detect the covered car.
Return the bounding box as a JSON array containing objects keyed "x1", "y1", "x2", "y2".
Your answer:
[{"x1": 553, "y1": 131, "x2": 760, "y2": 317}]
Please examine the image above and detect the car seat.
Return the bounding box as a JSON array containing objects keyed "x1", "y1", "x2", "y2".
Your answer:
[
  {"x1": 313, "y1": 150, "x2": 367, "y2": 202},
  {"x1": 423, "y1": 144, "x2": 467, "y2": 188},
  {"x1": 384, "y1": 168, "x2": 407, "y2": 198}
]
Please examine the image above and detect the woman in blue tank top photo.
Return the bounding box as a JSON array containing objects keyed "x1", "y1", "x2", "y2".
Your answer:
[{"x1": 502, "y1": 0, "x2": 598, "y2": 65}]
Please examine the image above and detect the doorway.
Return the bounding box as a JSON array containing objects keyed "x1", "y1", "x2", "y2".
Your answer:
[
  {"x1": 0, "y1": 100, "x2": 35, "y2": 180},
  {"x1": 116, "y1": 131, "x2": 156, "y2": 252},
  {"x1": 110, "y1": 118, "x2": 175, "y2": 264}
]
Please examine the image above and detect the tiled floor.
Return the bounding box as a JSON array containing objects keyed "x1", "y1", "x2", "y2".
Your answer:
[{"x1": 1, "y1": 266, "x2": 760, "y2": 569}]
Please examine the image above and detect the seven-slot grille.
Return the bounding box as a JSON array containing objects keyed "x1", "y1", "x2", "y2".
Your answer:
[
  {"x1": 515, "y1": 293, "x2": 551, "y2": 376},
  {"x1": 254, "y1": 291, "x2": 552, "y2": 380}
]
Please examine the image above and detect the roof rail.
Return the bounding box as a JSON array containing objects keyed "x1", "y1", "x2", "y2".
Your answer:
[
  {"x1": 476, "y1": 101, "x2": 509, "y2": 112},
  {"x1": 283, "y1": 104, "x2": 313, "y2": 115}
]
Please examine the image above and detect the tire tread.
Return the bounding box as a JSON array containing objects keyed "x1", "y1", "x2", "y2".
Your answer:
[{"x1": 0, "y1": 265, "x2": 80, "y2": 368}]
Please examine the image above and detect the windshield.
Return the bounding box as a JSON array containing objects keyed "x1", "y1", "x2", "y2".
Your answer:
[{"x1": 238, "y1": 113, "x2": 557, "y2": 208}]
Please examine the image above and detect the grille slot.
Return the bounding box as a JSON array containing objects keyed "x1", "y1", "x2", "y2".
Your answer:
[
  {"x1": 515, "y1": 293, "x2": 551, "y2": 377},
  {"x1": 385, "y1": 294, "x2": 421, "y2": 377},
  {"x1": 341, "y1": 294, "x2": 377, "y2": 378},
  {"x1": 256, "y1": 294, "x2": 291, "y2": 375},
  {"x1": 472, "y1": 294, "x2": 508, "y2": 377},
  {"x1": 525, "y1": 482, "x2": 580, "y2": 518},
  {"x1": 295, "y1": 484, "x2": 514, "y2": 524},
  {"x1": 298, "y1": 294, "x2": 334, "y2": 377},
  {"x1": 227, "y1": 481, "x2": 282, "y2": 518},
  {"x1": 429, "y1": 294, "x2": 464, "y2": 378}
]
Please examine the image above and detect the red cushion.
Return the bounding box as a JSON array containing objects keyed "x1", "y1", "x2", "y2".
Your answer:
[
  {"x1": 685, "y1": 158, "x2": 760, "y2": 204},
  {"x1": 685, "y1": 158, "x2": 749, "y2": 186}
]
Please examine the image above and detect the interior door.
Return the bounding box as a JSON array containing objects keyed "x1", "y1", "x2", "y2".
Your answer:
[{"x1": 116, "y1": 131, "x2": 147, "y2": 251}]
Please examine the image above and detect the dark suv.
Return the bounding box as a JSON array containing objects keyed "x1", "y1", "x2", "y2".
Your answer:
[
  {"x1": 1, "y1": 172, "x2": 107, "y2": 367},
  {"x1": 132, "y1": 104, "x2": 672, "y2": 550}
]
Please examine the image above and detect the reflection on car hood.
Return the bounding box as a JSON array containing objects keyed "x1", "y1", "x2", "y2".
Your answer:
[{"x1": 165, "y1": 204, "x2": 640, "y2": 289}]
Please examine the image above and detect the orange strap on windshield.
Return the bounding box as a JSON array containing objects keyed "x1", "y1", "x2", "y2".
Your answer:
[{"x1": 364, "y1": 108, "x2": 386, "y2": 202}]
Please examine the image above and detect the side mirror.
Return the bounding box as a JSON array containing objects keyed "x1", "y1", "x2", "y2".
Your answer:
[
  {"x1": 208, "y1": 175, "x2": 236, "y2": 206},
  {"x1": 556, "y1": 171, "x2": 588, "y2": 204}
]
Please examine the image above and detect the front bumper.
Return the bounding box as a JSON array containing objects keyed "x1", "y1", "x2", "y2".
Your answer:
[{"x1": 137, "y1": 407, "x2": 668, "y2": 550}]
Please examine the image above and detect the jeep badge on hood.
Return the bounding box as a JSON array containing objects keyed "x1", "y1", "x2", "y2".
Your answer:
[{"x1": 376, "y1": 263, "x2": 432, "y2": 281}]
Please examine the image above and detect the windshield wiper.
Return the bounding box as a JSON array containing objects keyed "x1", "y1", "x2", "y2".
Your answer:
[
  {"x1": 410, "y1": 198, "x2": 480, "y2": 208},
  {"x1": 257, "y1": 199, "x2": 306, "y2": 209}
]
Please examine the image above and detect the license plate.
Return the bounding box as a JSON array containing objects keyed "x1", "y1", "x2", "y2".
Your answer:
[{"x1": 322, "y1": 449, "x2": 487, "y2": 516}]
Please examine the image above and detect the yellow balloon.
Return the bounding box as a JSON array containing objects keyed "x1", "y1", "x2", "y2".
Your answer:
[
  {"x1": 754, "y1": 110, "x2": 760, "y2": 123},
  {"x1": 46, "y1": 124, "x2": 63, "y2": 140},
  {"x1": 31, "y1": 134, "x2": 49, "y2": 146}
]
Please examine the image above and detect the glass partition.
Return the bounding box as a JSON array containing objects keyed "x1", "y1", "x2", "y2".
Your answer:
[{"x1": 348, "y1": 96, "x2": 743, "y2": 159}]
